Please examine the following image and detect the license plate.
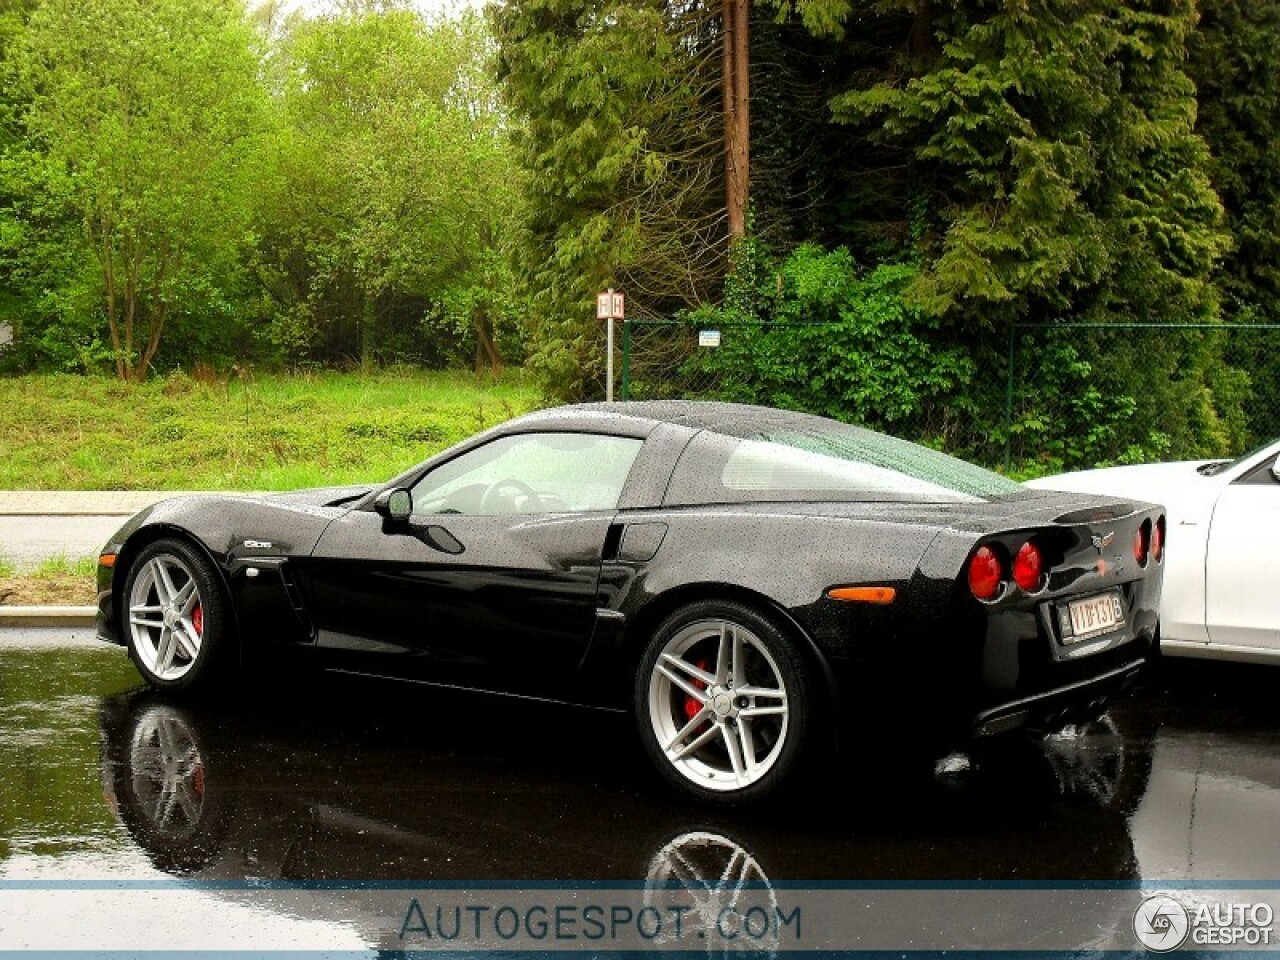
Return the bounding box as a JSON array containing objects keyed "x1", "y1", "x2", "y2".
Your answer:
[{"x1": 1063, "y1": 592, "x2": 1124, "y2": 644}]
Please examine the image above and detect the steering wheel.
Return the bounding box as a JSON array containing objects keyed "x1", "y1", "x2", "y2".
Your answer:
[{"x1": 479, "y1": 478, "x2": 538, "y2": 513}]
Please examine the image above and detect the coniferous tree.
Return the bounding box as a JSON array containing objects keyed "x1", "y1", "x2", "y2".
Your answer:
[
  {"x1": 826, "y1": 0, "x2": 1242, "y2": 457},
  {"x1": 833, "y1": 0, "x2": 1227, "y2": 330},
  {"x1": 1189, "y1": 0, "x2": 1280, "y2": 439},
  {"x1": 492, "y1": 0, "x2": 725, "y2": 398},
  {"x1": 1190, "y1": 0, "x2": 1280, "y2": 323}
]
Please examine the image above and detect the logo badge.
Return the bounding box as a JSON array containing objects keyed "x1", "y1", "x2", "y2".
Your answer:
[
  {"x1": 1091, "y1": 531, "x2": 1115, "y2": 553},
  {"x1": 1133, "y1": 894, "x2": 1191, "y2": 952}
]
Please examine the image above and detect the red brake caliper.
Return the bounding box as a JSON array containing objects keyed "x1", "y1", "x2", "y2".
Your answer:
[
  {"x1": 192, "y1": 603, "x2": 204, "y2": 637},
  {"x1": 684, "y1": 658, "x2": 709, "y2": 720}
]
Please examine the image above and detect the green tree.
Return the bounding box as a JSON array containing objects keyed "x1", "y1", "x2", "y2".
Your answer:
[
  {"x1": 9, "y1": 0, "x2": 270, "y2": 380},
  {"x1": 0, "y1": 0, "x2": 54, "y2": 363},
  {"x1": 1190, "y1": 0, "x2": 1280, "y2": 323},
  {"x1": 1188, "y1": 0, "x2": 1280, "y2": 441},
  {"x1": 833, "y1": 0, "x2": 1228, "y2": 332},
  {"x1": 829, "y1": 0, "x2": 1242, "y2": 460},
  {"x1": 258, "y1": 4, "x2": 523, "y2": 370},
  {"x1": 492, "y1": 0, "x2": 725, "y2": 399}
]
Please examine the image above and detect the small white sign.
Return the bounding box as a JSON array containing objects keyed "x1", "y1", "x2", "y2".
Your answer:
[
  {"x1": 597, "y1": 291, "x2": 625, "y2": 320},
  {"x1": 0, "y1": 323, "x2": 11, "y2": 348},
  {"x1": 698, "y1": 329, "x2": 721, "y2": 348}
]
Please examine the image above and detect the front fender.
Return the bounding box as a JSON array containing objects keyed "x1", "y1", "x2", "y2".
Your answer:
[{"x1": 101, "y1": 495, "x2": 344, "y2": 651}]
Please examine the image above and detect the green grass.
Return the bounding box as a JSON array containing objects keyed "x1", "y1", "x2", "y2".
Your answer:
[
  {"x1": 0, "y1": 551, "x2": 93, "y2": 578},
  {"x1": 0, "y1": 552, "x2": 98, "y2": 604},
  {"x1": 28, "y1": 554, "x2": 97, "y2": 579},
  {"x1": 0, "y1": 369, "x2": 547, "y2": 490}
]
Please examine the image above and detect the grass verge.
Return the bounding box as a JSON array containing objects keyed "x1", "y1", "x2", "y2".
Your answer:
[
  {"x1": 0, "y1": 555, "x2": 97, "y2": 606},
  {"x1": 0, "y1": 369, "x2": 546, "y2": 490}
]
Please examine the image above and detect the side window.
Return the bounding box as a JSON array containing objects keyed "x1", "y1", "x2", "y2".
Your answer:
[
  {"x1": 664, "y1": 431, "x2": 977, "y2": 505},
  {"x1": 410, "y1": 432, "x2": 643, "y2": 516}
]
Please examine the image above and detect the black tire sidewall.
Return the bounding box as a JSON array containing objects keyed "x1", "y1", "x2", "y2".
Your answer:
[
  {"x1": 634, "y1": 599, "x2": 812, "y2": 805},
  {"x1": 122, "y1": 539, "x2": 227, "y2": 692}
]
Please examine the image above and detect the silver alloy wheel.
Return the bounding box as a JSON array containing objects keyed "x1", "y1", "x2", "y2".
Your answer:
[
  {"x1": 647, "y1": 619, "x2": 789, "y2": 793},
  {"x1": 127, "y1": 554, "x2": 204, "y2": 681},
  {"x1": 128, "y1": 704, "x2": 206, "y2": 840},
  {"x1": 644, "y1": 830, "x2": 779, "y2": 956}
]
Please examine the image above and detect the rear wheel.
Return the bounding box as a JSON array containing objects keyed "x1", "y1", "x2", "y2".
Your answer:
[
  {"x1": 635, "y1": 600, "x2": 812, "y2": 803},
  {"x1": 123, "y1": 539, "x2": 228, "y2": 692}
]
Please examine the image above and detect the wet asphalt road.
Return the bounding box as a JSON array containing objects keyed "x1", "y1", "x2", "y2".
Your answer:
[{"x1": 2, "y1": 630, "x2": 1279, "y2": 950}]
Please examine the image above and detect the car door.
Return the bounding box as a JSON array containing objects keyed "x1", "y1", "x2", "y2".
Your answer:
[
  {"x1": 303, "y1": 430, "x2": 645, "y2": 688},
  {"x1": 1204, "y1": 453, "x2": 1280, "y2": 650}
]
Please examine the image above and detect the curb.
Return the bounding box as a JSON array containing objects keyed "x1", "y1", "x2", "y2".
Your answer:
[{"x1": 0, "y1": 606, "x2": 97, "y2": 628}]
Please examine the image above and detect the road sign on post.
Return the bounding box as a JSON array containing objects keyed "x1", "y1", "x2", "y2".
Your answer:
[
  {"x1": 597, "y1": 290, "x2": 625, "y2": 321},
  {"x1": 598, "y1": 289, "x2": 625, "y2": 401}
]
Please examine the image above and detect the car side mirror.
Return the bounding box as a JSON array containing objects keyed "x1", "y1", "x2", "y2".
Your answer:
[
  {"x1": 374, "y1": 487, "x2": 413, "y2": 522},
  {"x1": 1271, "y1": 460, "x2": 1280, "y2": 484}
]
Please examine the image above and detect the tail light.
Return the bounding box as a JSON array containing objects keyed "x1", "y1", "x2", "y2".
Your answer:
[
  {"x1": 968, "y1": 546, "x2": 1004, "y2": 601},
  {"x1": 1151, "y1": 516, "x2": 1165, "y2": 562},
  {"x1": 1012, "y1": 540, "x2": 1043, "y2": 592},
  {"x1": 1133, "y1": 523, "x2": 1149, "y2": 567}
]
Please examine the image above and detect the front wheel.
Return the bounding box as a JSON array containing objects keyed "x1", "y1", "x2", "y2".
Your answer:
[
  {"x1": 635, "y1": 600, "x2": 813, "y2": 804},
  {"x1": 122, "y1": 539, "x2": 228, "y2": 692}
]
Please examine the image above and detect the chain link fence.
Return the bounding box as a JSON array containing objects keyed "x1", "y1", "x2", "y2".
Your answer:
[{"x1": 619, "y1": 319, "x2": 1280, "y2": 477}]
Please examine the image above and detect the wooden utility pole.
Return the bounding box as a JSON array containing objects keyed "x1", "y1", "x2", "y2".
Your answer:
[{"x1": 722, "y1": 0, "x2": 749, "y2": 243}]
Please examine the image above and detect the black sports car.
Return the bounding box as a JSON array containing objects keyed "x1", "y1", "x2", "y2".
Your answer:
[{"x1": 96, "y1": 401, "x2": 1164, "y2": 802}]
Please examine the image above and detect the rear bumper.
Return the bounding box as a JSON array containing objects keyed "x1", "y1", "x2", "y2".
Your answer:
[{"x1": 969, "y1": 655, "x2": 1146, "y2": 738}]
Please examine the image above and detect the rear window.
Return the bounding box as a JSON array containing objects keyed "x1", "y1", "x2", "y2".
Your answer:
[{"x1": 664, "y1": 426, "x2": 1025, "y2": 505}]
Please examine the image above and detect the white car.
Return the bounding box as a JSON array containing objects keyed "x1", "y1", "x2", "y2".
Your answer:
[{"x1": 1027, "y1": 439, "x2": 1280, "y2": 663}]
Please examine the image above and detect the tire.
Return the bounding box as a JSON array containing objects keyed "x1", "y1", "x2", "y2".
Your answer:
[
  {"x1": 111, "y1": 698, "x2": 228, "y2": 874},
  {"x1": 634, "y1": 600, "x2": 812, "y2": 804},
  {"x1": 642, "y1": 829, "x2": 779, "y2": 949},
  {"x1": 121, "y1": 538, "x2": 229, "y2": 692}
]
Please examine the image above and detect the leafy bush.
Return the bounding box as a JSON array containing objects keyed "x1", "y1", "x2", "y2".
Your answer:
[
  {"x1": 671, "y1": 240, "x2": 1253, "y2": 474},
  {"x1": 681, "y1": 242, "x2": 976, "y2": 438}
]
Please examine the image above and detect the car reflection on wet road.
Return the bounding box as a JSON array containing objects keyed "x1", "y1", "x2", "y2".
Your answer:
[{"x1": 2, "y1": 629, "x2": 1280, "y2": 949}]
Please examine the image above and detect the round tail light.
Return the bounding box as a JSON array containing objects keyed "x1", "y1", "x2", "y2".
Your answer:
[
  {"x1": 968, "y1": 546, "x2": 1004, "y2": 601},
  {"x1": 1133, "y1": 524, "x2": 1149, "y2": 566},
  {"x1": 1012, "y1": 540, "x2": 1043, "y2": 592},
  {"x1": 1151, "y1": 516, "x2": 1165, "y2": 562}
]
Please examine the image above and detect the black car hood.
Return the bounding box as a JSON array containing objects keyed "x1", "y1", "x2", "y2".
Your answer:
[{"x1": 259, "y1": 485, "x2": 374, "y2": 509}]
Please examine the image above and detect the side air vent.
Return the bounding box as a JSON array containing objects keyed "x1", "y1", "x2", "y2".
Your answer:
[{"x1": 279, "y1": 561, "x2": 314, "y2": 636}]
